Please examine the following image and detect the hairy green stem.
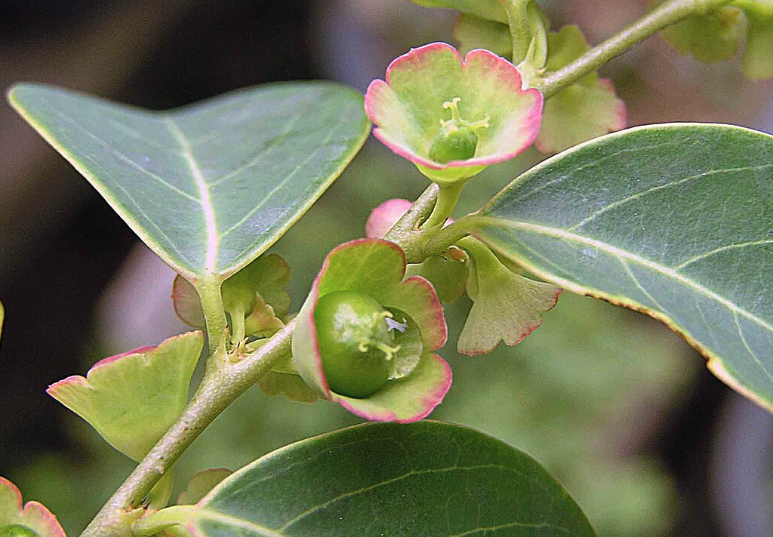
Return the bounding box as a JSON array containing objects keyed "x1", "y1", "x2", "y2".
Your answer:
[
  {"x1": 79, "y1": 320, "x2": 295, "y2": 537},
  {"x1": 538, "y1": 0, "x2": 733, "y2": 98}
]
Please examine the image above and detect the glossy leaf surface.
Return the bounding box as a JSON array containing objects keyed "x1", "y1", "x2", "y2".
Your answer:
[
  {"x1": 9, "y1": 83, "x2": 370, "y2": 281},
  {"x1": 471, "y1": 124, "x2": 773, "y2": 411},
  {"x1": 141, "y1": 421, "x2": 595, "y2": 537}
]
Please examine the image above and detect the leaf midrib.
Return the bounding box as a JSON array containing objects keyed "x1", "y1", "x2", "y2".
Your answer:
[{"x1": 472, "y1": 216, "x2": 773, "y2": 334}]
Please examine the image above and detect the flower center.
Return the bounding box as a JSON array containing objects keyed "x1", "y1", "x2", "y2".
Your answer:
[
  {"x1": 428, "y1": 97, "x2": 490, "y2": 164},
  {"x1": 356, "y1": 310, "x2": 401, "y2": 361}
]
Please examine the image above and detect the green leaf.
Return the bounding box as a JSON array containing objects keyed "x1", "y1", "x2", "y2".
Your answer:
[
  {"x1": 178, "y1": 469, "x2": 233, "y2": 506},
  {"x1": 536, "y1": 26, "x2": 626, "y2": 154},
  {"x1": 660, "y1": 5, "x2": 743, "y2": 62},
  {"x1": 458, "y1": 238, "x2": 562, "y2": 355},
  {"x1": 135, "y1": 421, "x2": 596, "y2": 537},
  {"x1": 8, "y1": 83, "x2": 370, "y2": 282},
  {"x1": 0, "y1": 477, "x2": 65, "y2": 537},
  {"x1": 470, "y1": 123, "x2": 773, "y2": 411},
  {"x1": 738, "y1": 0, "x2": 773, "y2": 80},
  {"x1": 409, "y1": 0, "x2": 506, "y2": 23},
  {"x1": 406, "y1": 252, "x2": 469, "y2": 303},
  {"x1": 47, "y1": 331, "x2": 203, "y2": 461},
  {"x1": 453, "y1": 14, "x2": 512, "y2": 56}
]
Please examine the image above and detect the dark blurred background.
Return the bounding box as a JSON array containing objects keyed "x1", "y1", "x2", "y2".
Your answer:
[{"x1": 1, "y1": 1, "x2": 772, "y2": 535}]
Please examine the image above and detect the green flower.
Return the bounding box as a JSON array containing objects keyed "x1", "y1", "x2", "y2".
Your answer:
[
  {"x1": 365, "y1": 42, "x2": 543, "y2": 185},
  {"x1": 292, "y1": 239, "x2": 451, "y2": 422}
]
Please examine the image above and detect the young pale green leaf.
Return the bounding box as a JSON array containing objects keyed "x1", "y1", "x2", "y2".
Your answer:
[
  {"x1": 177, "y1": 469, "x2": 233, "y2": 506},
  {"x1": 0, "y1": 477, "x2": 65, "y2": 537},
  {"x1": 458, "y1": 238, "x2": 561, "y2": 355},
  {"x1": 453, "y1": 14, "x2": 512, "y2": 56},
  {"x1": 409, "y1": 0, "x2": 506, "y2": 23},
  {"x1": 47, "y1": 331, "x2": 203, "y2": 461},
  {"x1": 135, "y1": 421, "x2": 596, "y2": 537},
  {"x1": 470, "y1": 123, "x2": 773, "y2": 412},
  {"x1": 739, "y1": 0, "x2": 773, "y2": 80},
  {"x1": 406, "y1": 254, "x2": 469, "y2": 303},
  {"x1": 8, "y1": 83, "x2": 370, "y2": 282},
  {"x1": 660, "y1": 5, "x2": 743, "y2": 62},
  {"x1": 536, "y1": 26, "x2": 626, "y2": 154}
]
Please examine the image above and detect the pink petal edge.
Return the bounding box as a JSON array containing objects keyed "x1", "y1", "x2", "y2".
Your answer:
[
  {"x1": 365, "y1": 199, "x2": 413, "y2": 239},
  {"x1": 398, "y1": 276, "x2": 448, "y2": 351},
  {"x1": 365, "y1": 44, "x2": 544, "y2": 170},
  {"x1": 332, "y1": 354, "x2": 453, "y2": 423},
  {"x1": 598, "y1": 78, "x2": 628, "y2": 131},
  {"x1": 0, "y1": 477, "x2": 66, "y2": 537}
]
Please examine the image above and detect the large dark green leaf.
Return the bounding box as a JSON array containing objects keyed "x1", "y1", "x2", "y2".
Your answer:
[
  {"x1": 470, "y1": 124, "x2": 773, "y2": 411},
  {"x1": 8, "y1": 83, "x2": 369, "y2": 281},
  {"x1": 137, "y1": 421, "x2": 595, "y2": 536}
]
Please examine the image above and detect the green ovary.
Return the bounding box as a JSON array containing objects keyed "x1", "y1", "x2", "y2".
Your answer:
[
  {"x1": 314, "y1": 290, "x2": 401, "y2": 398},
  {"x1": 428, "y1": 97, "x2": 490, "y2": 164},
  {"x1": 0, "y1": 526, "x2": 39, "y2": 537}
]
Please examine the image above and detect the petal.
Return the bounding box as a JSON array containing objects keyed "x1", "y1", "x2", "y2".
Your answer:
[
  {"x1": 331, "y1": 353, "x2": 452, "y2": 422},
  {"x1": 381, "y1": 276, "x2": 448, "y2": 351},
  {"x1": 0, "y1": 477, "x2": 66, "y2": 537},
  {"x1": 365, "y1": 199, "x2": 412, "y2": 239}
]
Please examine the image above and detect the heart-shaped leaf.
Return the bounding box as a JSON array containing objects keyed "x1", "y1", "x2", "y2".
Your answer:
[
  {"x1": 8, "y1": 83, "x2": 370, "y2": 282},
  {"x1": 470, "y1": 123, "x2": 773, "y2": 411},
  {"x1": 135, "y1": 421, "x2": 596, "y2": 537}
]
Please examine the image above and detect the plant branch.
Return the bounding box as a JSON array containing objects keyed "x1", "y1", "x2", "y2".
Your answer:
[
  {"x1": 537, "y1": 0, "x2": 733, "y2": 98},
  {"x1": 79, "y1": 320, "x2": 295, "y2": 537},
  {"x1": 82, "y1": 183, "x2": 443, "y2": 537}
]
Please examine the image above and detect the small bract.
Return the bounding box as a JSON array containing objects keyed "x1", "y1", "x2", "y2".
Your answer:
[
  {"x1": 365, "y1": 42, "x2": 543, "y2": 184},
  {"x1": 292, "y1": 239, "x2": 451, "y2": 422}
]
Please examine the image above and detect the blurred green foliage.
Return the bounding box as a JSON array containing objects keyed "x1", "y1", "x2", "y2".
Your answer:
[{"x1": 10, "y1": 143, "x2": 695, "y2": 537}]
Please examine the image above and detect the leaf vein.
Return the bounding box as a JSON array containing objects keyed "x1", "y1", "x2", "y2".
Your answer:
[
  {"x1": 475, "y1": 218, "x2": 773, "y2": 334},
  {"x1": 569, "y1": 164, "x2": 773, "y2": 231},
  {"x1": 163, "y1": 117, "x2": 220, "y2": 273}
]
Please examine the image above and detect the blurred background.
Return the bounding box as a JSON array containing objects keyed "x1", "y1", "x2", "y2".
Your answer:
[{"x1": 0, "y1": 1, "x2": 772, "y2": 535}]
